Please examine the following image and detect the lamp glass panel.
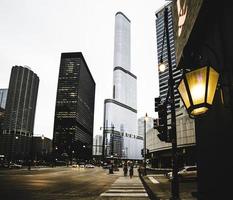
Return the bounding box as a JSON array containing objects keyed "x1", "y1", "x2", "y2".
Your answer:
[
  {"x1": 178, "y1": 79, "x2": 191, "y2": 108},
  {"x1": 186, "y1": 67, "x2": 207, "y2": 105},
  {"x1": 207, "y1": 67, "x2": 219, "y2": 104},
  {"x1": 191, "y1": 107, "x2": 208, "y2": 116}
]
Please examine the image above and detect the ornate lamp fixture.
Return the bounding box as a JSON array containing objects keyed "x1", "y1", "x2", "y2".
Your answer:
[{"x1": 177, "y1": 66, "x2": 219, "y2": 117}]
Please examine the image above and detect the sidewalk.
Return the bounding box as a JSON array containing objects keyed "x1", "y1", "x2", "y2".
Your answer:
[{"x1": 140, "y1": 173, "x2": 197, "y2": 200}]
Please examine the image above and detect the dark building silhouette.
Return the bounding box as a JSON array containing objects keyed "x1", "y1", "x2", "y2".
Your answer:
[
  {"x1": 173, "y1": 0, "x2": 233, "y2": 199},
  {"x1": 0, "y1": 66, "x2": 39, "y2": 161},
  {"x1": 53, "y1": 52, "x2": 95, "y2": 161},
  {"x1": 33, "y1": 135, "x2": 52, "y2": 161}
]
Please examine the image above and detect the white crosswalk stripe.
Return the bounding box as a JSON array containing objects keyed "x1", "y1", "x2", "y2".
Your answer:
[
  {"x1": 148, "y1": 176, "x2": 160, "y2": 184},
  {"x1": 100, "y1": 176, "x2": 149, "y2": 198}
]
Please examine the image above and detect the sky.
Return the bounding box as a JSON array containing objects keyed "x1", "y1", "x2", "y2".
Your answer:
[{"x1": 0, "y1": 0, "x2": 166, "y2": 139}]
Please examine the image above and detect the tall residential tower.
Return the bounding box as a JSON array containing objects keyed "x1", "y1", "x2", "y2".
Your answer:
[
  {"x1": 0, "y1": 66, "x2": 39, "y2": 161},
  {"x1": 103, "y1": 12, "x2": 143, "y2": 160}
]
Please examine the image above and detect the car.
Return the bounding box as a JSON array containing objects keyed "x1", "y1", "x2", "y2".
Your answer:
[
  {"x1": 9, "y1": 163, "x2": 22, "y2": 169},
  {"x1": 78, "y1": 162, "x2": 85, "y2": 168},
  {"x1": 85, "y1": 164, "x2": 95, "y2": 168},
  {"x1": 167, "y1": 166, "x2": 197, "y2": 181},
  {"x1": 102, "y1": 163, "x2": 110, "y2": 169}
]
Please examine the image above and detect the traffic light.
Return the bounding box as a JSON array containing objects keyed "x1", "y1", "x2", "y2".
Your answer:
[
  {"x1": 154, "y1": 101, "x2": 171, "y2": 143},
  {"x1": 157, "y1": 129, "x2": 172, "y2": 143},
  {"x1": 153, "y1": 118, "x2": 159, "y2": 129},
  {"x1": 158, "y1": 103, "x2": 167, "y2": 129},
  {"x1": 141, "y1": 149, "x2": 144, "y2": 157},
  {"x1": 154, "y1": 97, "x2": 161, "y2": 112}
]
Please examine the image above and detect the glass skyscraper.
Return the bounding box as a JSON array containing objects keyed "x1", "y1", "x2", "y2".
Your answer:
[
  {"x1": 104, "y1": 12, "x2": 143, "y2": 160},
  {"x1": 156, "y1": 3, "x2": 182, "y2": 110},
  {"x1": 53, "y1": 52, "x2": 95, "y2": 161}
]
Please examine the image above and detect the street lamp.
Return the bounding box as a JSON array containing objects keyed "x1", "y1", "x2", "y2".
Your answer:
[
  {"x1": 157, "y1": 6, "x2": 180, "y2": 199},
  {"x1": 101, "y1": 125, "x2": 115, "y2": 160},
  {"x1": 41, "y1": 134, "x2": 45, "y2": 160},
  {"x1": 144, "y1": 113, "x2": 148, "y2": 175},
  {"x1": 28, "y1": 135, "x2": 34, "y2": 170},
  {"x1": 178, "y1": 66, "x2": 219, "y2": 118}
]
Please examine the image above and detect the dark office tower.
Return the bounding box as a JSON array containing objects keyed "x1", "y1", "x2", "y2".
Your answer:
[
  {"x1": 156, "y1": 3, "x2": 182, "y2": 109},
  {"x1": 53, "y1": 52, "x2": 95, "y2": 161},
  {"x1": 0, "y1": 66, "x2": 39, "y2": 161}
]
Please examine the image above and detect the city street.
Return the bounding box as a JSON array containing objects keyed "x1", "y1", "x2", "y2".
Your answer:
[{"x1": 0, "y1": 166, "x2": 119, "y2": 200}]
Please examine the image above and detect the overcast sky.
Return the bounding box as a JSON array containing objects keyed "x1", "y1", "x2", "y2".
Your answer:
[{"x1": 0, "y1": 0, "x2": 166, "y2": 139}]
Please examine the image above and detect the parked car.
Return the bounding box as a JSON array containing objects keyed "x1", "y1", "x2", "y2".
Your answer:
[
  {"x1": 167, "y1": 166, "x2": 197, "y2": 181},
  {"x1": 85, "y1": 164, "x2": 95, "y2": 168},
  {"x1": 9, "y1": 163, "x2": 22, "y2": 169}
]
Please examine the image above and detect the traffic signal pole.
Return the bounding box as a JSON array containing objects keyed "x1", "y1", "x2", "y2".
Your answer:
[
  {"x1": 144, "y1": 116, "x2": 147, "y2": 175},
  {"x1": 164, "y1": 7, "x2": 180, "y2": 199}
]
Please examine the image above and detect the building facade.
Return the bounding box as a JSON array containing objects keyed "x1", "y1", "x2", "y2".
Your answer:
[
  {"x1": 0, "y1": 89, "x2": 8, "y2": 109},
  {"x1": 137, "y1": 116, "x2": 154, "y2": 138},
  {"x1": 147, "y1": 106, "x2": 196, "y2": 168},
  {"x1": 103, "y1": 12, "x2": 143, "y2": 160},
  {"x1": 0, "y1": 66, "x2": 39, "y2": 161},
  {"x1": 0, "y1": 89, "x2": 8, "y2": 134},
  {"x1": 93, "y1": 135, "x2": 102, "y2": 156},
  {"x1": 156, "y1": 3, "x2": 182, "y2": 110},
  {"x1": 53, "y1": 52, "x2": 95, "y2": 161},
  {"x1": 33, "y1": 135, "x2": 52, "y2": 161}
]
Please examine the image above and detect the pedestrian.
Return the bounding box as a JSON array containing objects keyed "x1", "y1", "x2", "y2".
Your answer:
[
  {"x1": 138, "y1": 165, "x2": 142, "y2": 176},
  {"x1": 129, "y1": 164, "x2": 134, "y2": 178},
  {"x1": 123, "y1": 162, "x2": 128, "y2": 176}
]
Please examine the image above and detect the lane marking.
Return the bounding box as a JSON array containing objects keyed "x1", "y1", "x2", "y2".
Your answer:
[
  {"x1": 108, "y1": 189, "x2": 146, "y2": 192},
  {"x1": 148, "y1": 176, "x2": 159, "y2": 184},
  {"x1": 100, "y1": 193, "x2": 148, "y2": 197}
]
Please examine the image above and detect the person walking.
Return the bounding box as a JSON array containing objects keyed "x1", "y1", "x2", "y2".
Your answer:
[
  {"x1": 123, "y1": 162, "x2": 128, "y2": 176},
  {"x1": 129, "y1": 164, "x2": 134, "y2": 178}
]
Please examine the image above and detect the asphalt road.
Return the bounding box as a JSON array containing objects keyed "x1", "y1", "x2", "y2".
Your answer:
[{"x1": 0, "y1": 166, "x2": 119, "y2": 200}]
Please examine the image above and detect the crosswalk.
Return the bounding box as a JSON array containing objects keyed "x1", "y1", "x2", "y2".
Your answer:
[{"x1": 100, "y1": 176, "x2": 149, "y2": 199}]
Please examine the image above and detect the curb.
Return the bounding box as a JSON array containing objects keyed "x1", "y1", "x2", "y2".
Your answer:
[{"x1": 139, "y1": 173, "x2": 159, "y2": 200}]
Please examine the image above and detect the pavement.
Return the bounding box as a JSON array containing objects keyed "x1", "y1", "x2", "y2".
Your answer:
[{"x1": 141, "y1": 172, "x2": 197, "y2": 200}]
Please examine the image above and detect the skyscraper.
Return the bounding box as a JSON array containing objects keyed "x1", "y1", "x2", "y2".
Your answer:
[
  {"x1": 137, "y1": 116, "x2": 154, "y2": 138},
  {"x1": 156, "y1": 3, "x2": 182, "y2": 110},
  {"x1": 53, "y1": 52, "x2": 95, "y2": 161},
  {"x1": 0, "y1": 89, "x2": 8, "y2": 109},
  {"x1": 0, "y1": 89, "x2": 7, "y2": 134},
  {"x1": 103, "y1": 12, "x2": 143, "y2": 160},
  {"x1": 0, "y1": 66, "x2": 39, "y2": 161},
  {"x1": 93, "y1": 135, "x2": 103, "y2": 156}
]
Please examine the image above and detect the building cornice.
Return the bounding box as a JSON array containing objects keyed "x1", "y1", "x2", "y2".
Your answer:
[
  {"x1": 114, "y1": 66, "x2": 137, "y2": 79},
  {"x1": 104, "y1": 99, "x2": 137, "y2": 113},
  {"x1": 115, "y1": 12, "x2": 131, "y2": 23}
]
